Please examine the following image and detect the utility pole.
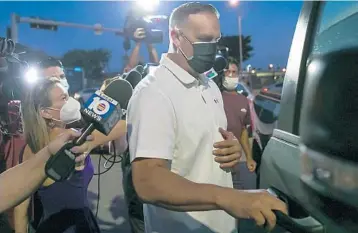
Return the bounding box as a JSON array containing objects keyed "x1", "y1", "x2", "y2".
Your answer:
[
  {"x1": 238, "y1": 15, "x2": 243, "y2": 73},
  {"x1": 11, "y1": 13, "x2": 19, "y2": 43}
]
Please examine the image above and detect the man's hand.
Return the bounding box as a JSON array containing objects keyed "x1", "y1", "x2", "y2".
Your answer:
[
  {"x1": 134, "y1": 28, "x2": 146, "y2": 40},
  {"x1": 213, "y1": 128, "x2": 242, "y2": 169},
  {"x1": 218, "y1": 189, "x2": 288, "y2": 231},
  {"x1": 47, "y1": 129, "x2": 93, "y2": 164},
  {"x1": 246, "y1": 159, "x2": 257, "y2": 172}
]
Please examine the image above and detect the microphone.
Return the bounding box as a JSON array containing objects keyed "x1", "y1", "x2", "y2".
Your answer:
[
  {"x1": 134, "y1": 65, "x2": 144, "y2": 74},
  {"x1": 75, "y1": 78, "x2": 133, "y2": 145},
  {"x1": 214, "y1": 55, "x2": 227, "y2": 73},
  {"x1": 124, "y1": 65, "x2": 143, "y2": 89},
  {"x1": 45, "y1": 79, "x2": 133, "y2": 181}
]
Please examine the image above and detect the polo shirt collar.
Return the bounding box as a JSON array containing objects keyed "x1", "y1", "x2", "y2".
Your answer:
[{"x1": 160, "y1": 54, "x2": 198, "y2": 85}]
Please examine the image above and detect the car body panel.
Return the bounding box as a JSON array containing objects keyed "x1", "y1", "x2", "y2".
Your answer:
[
  {"x1": 260, "y1": 1, "x2": 358, "y2": 233},
  {"x1": 258, "y1": 1, "x2": 331, "y2": 233}
]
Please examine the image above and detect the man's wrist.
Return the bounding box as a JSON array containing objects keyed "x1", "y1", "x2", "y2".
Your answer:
[
  {"x1": 246, "y1": 152, "x2": 253, "y2": 160},
  {"x1": 212, "y1": 185, "x2": 233, "y2": 209}
]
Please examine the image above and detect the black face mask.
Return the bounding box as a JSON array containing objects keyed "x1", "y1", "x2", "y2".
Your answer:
[{"x1": 179, "y1": 33, "x2": 218, "y2": 74}]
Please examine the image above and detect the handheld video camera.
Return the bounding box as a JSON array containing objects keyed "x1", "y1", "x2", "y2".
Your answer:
[
  {"x1": 0, "y1": 37, "x2": 30, "y2": 101},
  {"x1": 123, "y1": 11, "x2": 167, "y2": 44}
]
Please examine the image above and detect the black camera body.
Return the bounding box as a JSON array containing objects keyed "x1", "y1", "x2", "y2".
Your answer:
[
  {"x1": 124, "y1": 13, "x2": 167, "y2": 44},
  {"x1": 0, "y1": 38, "x2": 28, "y2": 101}
]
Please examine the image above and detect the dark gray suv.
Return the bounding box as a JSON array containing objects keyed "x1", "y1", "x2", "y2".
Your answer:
[{"x1": 259, "y1": 1, "x2": 358, "y2": 233}]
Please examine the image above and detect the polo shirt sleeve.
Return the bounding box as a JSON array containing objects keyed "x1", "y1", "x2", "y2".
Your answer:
[{"x1": 127, "y1": 86, "x2": 176, "y2": 163}]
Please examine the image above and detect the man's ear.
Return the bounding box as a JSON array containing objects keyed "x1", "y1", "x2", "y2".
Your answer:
[
  {"x1": 170, "y1": 29, "x2": 180, "y2": 49},
  {"x1": 40, "y1": 108, "x2": 52, "y2": 120}
]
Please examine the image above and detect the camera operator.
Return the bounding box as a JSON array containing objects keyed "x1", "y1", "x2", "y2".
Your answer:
[
  {"x1": 123, "y1": 28, "x2": 159, "y2": 73},
  {"x1": 0, "y1": 129, "x2": 92, "y2": 213}
]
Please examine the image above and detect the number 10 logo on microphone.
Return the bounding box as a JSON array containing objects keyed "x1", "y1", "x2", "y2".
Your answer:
[
  {"x1": 89, "y1": 97, "x2": 110, "y2": 115},
  {"x1": 83, "y1": 91, "x2": 118, "y2": 122}
]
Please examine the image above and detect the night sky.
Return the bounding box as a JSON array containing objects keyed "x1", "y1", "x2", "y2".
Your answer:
[{"x1": 0, "y1": 1, "x2": 304, "y2": 71}]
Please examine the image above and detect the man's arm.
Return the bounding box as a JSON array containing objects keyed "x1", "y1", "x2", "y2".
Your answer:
[
  {"x1": 128, "y1": 87, "x2": 228, "y2": 212},
  {"x1": 0, "y1": 130, "x2": 91, "y2": 213},
  {"x1": 147, "y1": 44, "x2": 159, "y2": 64},
  {"x1": 240, "y1": 99, "x2": 253, "y2": 160},
  {"x1": 125, "y1": 42, "x2": 141, "y2": 72},
  {"x1": 240, "y1": 128, "x2": 252, "y2": 160},
  {"x1": 0, "y1": 146, "x2": 50, "y2": 213},
  {"x1": 14, "y1": 146, "x2": 33, "y2": 233},
  {"x1": 132, "y1": 158, "x2": 227, "y2": 211}
]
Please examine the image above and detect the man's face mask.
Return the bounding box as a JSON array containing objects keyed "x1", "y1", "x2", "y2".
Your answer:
[
  {"x1": 47, "y1": 97, "x2": 81, "y2": 124},
  {"x1": 223, "y1": 77, "x2": 239, "y2": 91},
  {"x1": 177, "y1": 30, "x2": 219, "y2": 74}
]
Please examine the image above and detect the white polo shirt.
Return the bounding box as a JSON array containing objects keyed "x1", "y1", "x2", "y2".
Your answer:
[{"x1": 127, "y1": 54, "x2": 236, "y2": 233}]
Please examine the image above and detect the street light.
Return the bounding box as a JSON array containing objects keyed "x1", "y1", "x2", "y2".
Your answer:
[
  {"x1": 282, "y1": 68, "x2": 286, "y2": 72},
  {"x1": 136, "y1": 0, "x2": 160, "y2": 12},
  {"x1": 229, "y1": 0, "x2": 239, "y2": 8},
  {"x1": 269, "y1": 64, "x2": 274, "y2": 69},
  {"x1": 227, "y1": 1, "x2": 243, "y2": 74},
  {"x1": 25, "y1": 67, "x2": 39, "y2": 84}
]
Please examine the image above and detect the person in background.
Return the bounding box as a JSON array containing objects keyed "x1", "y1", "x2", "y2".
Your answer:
[
  {"x1": 0, "y1": 130, "x2": 93, "y2": 214},
  {"x1": 222, "y1": 56, "x2": 257, "y2": 186},
  {"x1": 39, "y1": 57, "x2": 69, "y2": 91},
  {"x1": 123, "y1": 28, "x2": 159, "y2": 73},
  {"x1": 127, "y1": 2, "x2": 286, "y2": 233},
  {"x1": 222, "y1": 57, "x2": 257, "y2": 232},
  {"x1": 14, "y1": 79, "x2": 126, "y2": 233}
]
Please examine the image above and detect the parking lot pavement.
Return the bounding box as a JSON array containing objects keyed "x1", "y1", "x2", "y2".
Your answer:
[
  {"x1": 88, "y1": 154, "x2": 131, "y2": 233},
  {"x1": 89, "y1": 146, "x2": 261, "y2": 233}
]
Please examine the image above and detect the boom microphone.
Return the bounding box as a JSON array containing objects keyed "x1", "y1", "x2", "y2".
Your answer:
[
  {"x1": 45, "y1": 79, "x2": 133, "y2": 181},
  {"x1": 124, "y1": 65, "x2": 143, "y2": 89}
]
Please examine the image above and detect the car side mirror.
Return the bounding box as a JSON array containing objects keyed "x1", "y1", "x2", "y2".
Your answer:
[{"x1": 300, "y1": 49, "x2": 358, "y2": 208}]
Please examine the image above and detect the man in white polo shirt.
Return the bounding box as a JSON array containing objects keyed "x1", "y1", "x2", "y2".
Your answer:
[{"x1": 127, "y1": 2, "x2": 287, "y2": 233}]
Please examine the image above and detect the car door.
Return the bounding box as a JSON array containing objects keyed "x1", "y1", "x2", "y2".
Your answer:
[{"x1": 259, "y1": 1, "x2": 358, "y2": 233}]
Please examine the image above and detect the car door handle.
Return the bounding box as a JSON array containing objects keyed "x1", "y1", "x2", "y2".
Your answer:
[{"x1": 267, "y1": 188, "x2": 324, "y2": 233}]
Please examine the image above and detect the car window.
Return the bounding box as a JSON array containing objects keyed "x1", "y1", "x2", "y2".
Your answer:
[
  {"x1": 254, "y1": 95, "x2": 281, "y2": 124},
  {"x1": 291, "y1": 1, "x2": 358, "y2": 135},
  {"x1": 312, "y1": 1, "x2": 358, "y2": 55}
]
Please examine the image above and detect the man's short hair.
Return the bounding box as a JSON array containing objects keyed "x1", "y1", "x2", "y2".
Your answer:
[
  {"x1": 227, "y1": 56, "x2": 239, "y2": 68},
  {"x1": 169, "y1": 2, "x2": 220, "y2": 29},
  {"x1": 38, "y1": 57, "x2": 63, "y2": 69}
]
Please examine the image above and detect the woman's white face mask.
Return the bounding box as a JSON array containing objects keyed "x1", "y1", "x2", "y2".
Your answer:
[
  {"x1": 48, "y1": 97, "x2": 81, "y2": 124},
  {"x1": 223, "y1": 77, "x2": 239, "y2": 91}
]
